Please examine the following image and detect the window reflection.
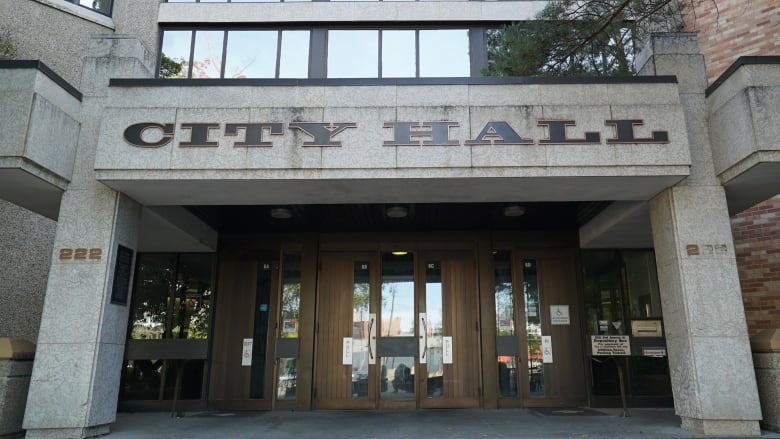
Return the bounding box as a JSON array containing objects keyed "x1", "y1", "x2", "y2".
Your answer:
[
  {"x1": 192, "y1": 30, "x2": 225, "y2": 78},
  {"x1": 328, "y1": 30, "x2": 378, "y2": 78},
  {"x1": 160, "y1": 31, "x2": 192, "y2": 78},
  {"x1": 425, "y1": 262, "x2": 444, "y2": 398},
  {"x1": 382, "y1": 30, "x2": 416, "y2": 78},
  {"x1": 225, "y1": 31, "x2": 278, "y2": 78},
  {"x1": 523, "y1": 259, "x2": 544, "y2": 396},
  {"x1": 419, "y1": 29, "x2": 470, "y2": 77},
  {"x1": 380, "y1": 252, "x2": 415, "y2": 399},
  {"x1": 352, "y1": 262, "x2": 370, "y2": 399},
  {"x1": 279, "y1": 31, "x2": 310, "y2": 78},
  {"x1": 280, "y1": 252, "x2": 302, "y2": 339}
]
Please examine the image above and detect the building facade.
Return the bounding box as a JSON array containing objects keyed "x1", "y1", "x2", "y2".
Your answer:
[{"x1": 0, "y1": 0, "x2": 778, "y2": 438}]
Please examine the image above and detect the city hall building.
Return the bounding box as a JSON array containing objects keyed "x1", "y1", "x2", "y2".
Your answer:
[{"x1": 0, "y1": 0, "x2": 778, "y2": 438}]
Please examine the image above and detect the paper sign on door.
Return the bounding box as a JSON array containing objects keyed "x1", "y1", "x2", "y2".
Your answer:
[
  {"x1": 542, "y1": 336, "x2": 553, "y2": 363},
  {"x1": 342, "y1": 337, "x2": 353, "y2": 365},
  {"x1": 443, "y1": 336, "x2": 453, "y2": 364},
  {"x1": 241, "y1": 338, "x2": 253, "y2": 366}
]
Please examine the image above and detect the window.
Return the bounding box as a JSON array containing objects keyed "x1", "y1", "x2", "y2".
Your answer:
[
  {"x1": 159, "y1": 27, "x2": 474, "y2": 79},
  {"x1": 122, "y1": 253, "x2": 215, "y2": 402},
  {"x1": 160, "y1": 30, "x2": 311, "y2": 79},
  {"x1": 69, "y1": 0, "x2": 112, "y2": 15}
]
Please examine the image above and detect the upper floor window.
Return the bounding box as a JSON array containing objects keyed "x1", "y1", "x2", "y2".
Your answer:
[
  {"x1": 68, "y1": 0, "x2": 112, "y2": 15},
  {"x1": 159, "y1": 28, "x2": 473, "y2": 79}
]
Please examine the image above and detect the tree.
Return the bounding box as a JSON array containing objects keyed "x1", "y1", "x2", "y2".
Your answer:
[{"x1": 484, "y1": 0, "x2": 701, "y2": 77}]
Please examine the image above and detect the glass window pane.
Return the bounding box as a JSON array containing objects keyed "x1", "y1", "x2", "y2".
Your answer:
[
  {"x1": 192, "y1": 30, "x2": 225, "y2": 78},
  {"x1": 380, "y1": 252, "x2": 414, "y2": 399},
  {"x1": 122, "y1": 359, "x2": 164, "y2": 400},
  {"x1": 79, "y1": 0, "x2": 111, "y2": 14},
  {"x1": 425, "y1": 261, "x2": 444, "y2": 398},
  {"x1": 623, "y1": 251, "x2": 662, "y2": 319},
  {"x1": 277, "y1": 358, "x2": 297, "y2": 400},
  {"x1": 225, "y1": 31, "x2": 278, "y2": 78},
  {"x1": 171, "y1": 254, "x2": 214, "y2": 340},
  {"x1": 497, "y1": 356, "x2": 518, "y2": 397},
  {"x1": 328, "y1": 30, "x2": 378, "y2": 78},
  {"x1": 352, "y1": 262, "x2": 370, "y2": 399},
  {"x1": 160, "y1": 31, "x2": 192, "y2": 78},
  {"x1": 280, "y1": 252, "x2": 302, "y2": 338},
  {"x1": 523, "y1": 259, "x2": 544, "y2": 396},
  {"x1": 419, "y1": 29, "x2": 470, "y2": 77},
  {"x1": 382, "y1": 30, "x2": 416, "y2": 78},
  {"x1": 279, "y1": 31, "x2": 310, "y2": 79},
  {"x1": 494, "y1": 251, "x2": 514, "y2": 336},
  {"x1": 131, "y1": 254, "x2": 177, "y2": 339}
]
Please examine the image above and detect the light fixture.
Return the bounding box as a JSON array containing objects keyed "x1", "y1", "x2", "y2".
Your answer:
[
  {"x1": 391, "y1": 251, "x2": 408, "y2": 256},
  {"x1": 269, "y1": 207, "x2": 292, "y2": 219},
  {"x1": 503, "y1": 205, "x2": 526, "y2": 217},
  {"x1": 385, "y1": 206, "x2": 408, "y2": 218}
]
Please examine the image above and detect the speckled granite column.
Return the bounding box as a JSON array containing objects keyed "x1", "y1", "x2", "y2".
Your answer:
[
  {"x1": 640, "y1": 34, "x2": 762, "y2": 436},
  {"x1": 22, "y1": 35, "x2": 153, "y2": 439}
]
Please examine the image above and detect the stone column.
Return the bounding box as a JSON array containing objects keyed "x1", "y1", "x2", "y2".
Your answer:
[
  {"x1": 638, "y1": 33, "x2": 762, "y2": 435},
  {"x1": 22, "y1": 35, "x2": 153, "y2": 439}
]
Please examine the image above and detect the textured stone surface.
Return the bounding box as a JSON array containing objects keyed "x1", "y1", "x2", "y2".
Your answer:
[
  {"x1": 0, "y1": 200, "x2": 55, "y2": 343},
  {"x1": 650, "y1": 186, "x2": 763, "y2": 429},
  {"x1": 754, "y1": 353, "x2": 780, "y2": 433}
]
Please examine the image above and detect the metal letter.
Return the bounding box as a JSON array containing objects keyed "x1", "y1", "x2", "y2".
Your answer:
[
  {"x1": 225, "y1": 123, "x2": 284, "y2": 147},
  {"x1": 605, "y1": 120, "x2": 669, "y2": 143},
  {"x1": 538, "y1": 120, "x2": 600, "y2": 144},
  {"x1": 123, "y1": 122, "x2": 174, "y2": 148},
  {"x1": 288, "y1": 122, "x2": 357, "y2": 147},
  {"x1": 179, "y1": 123, "x2": 220, "y2": 147},
  {"x1": 383, "y1": 121, "x2": 459, "y2": 146},
  {"x1": 465, "y1": 121, "x2": 533, "y2": 146}
]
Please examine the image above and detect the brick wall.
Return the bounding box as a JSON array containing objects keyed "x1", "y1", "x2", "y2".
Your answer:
[
  {"x1": 731, "y1": 196, "x2": 780, "y2": 336},
  {"x1": 683, "y1": 0, "x2": 780, "y2": 84}
]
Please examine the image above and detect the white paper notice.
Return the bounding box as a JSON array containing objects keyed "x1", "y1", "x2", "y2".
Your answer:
[
  {"x1": 342, "y1": 337, "x2": 353, "y2": 365},
  {"x1": 550, "y1": 305, "x2": 570, "y2": 325},
  {"x1": 241, "y1": 338, "x2": 253, "y2": 366},
  {"x1": 542, "y1": 336, "x2": 553, "y2": 363},
  {"x1": 443, "y1": 336, "x2": 453, "y2": 364}
]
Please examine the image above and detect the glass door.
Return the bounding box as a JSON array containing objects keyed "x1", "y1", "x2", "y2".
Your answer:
[
  {"x1": 417, "y1": 251, "x2": 481, "y2": 409},
  {"x1": 315, "y1": 252, "x2": 379, "y2": 409},
  {"x1": 315, "y1": 249, "x2": 480, "y2": 409}
]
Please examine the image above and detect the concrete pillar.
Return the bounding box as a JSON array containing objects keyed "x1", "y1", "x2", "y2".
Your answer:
[
  {"x1": 639, "y1": 33, "x2": 763, "y2": 436},
  {"x1": 22, "y1": 35, "x2": 153, "y2": 439}
]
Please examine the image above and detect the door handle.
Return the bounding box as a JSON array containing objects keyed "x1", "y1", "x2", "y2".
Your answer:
[
  {"x1": 368, "y1": 313, "x2": 376, "y2": 365},
  {"x1": 419, "y1": 313, "x2": 428, "y2": 364}
]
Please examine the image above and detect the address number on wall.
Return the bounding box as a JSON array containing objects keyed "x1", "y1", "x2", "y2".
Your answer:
[{"x1": 59, "y1": 248, "x2": 102, "y2": 261}]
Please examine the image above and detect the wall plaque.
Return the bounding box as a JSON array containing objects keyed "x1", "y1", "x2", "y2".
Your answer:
[{"x1": 110, "y1": 245, "x2": 134, "y2": 306}]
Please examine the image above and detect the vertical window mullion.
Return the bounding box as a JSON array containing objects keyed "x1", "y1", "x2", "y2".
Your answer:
[
  {"x1": 275, "y1": 30, "x2": 283, "y2": 78},
  {"x1": 220, "y1": 30, "x2": 228, "y2": 78},
  {"x1": 187, "y1": 30, "x2": 196, "y2": 78},
  {"x1": 415, "y1": 30, "x2": 420, "y2": 78}
]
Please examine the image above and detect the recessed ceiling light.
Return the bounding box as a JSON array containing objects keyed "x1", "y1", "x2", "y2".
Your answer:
[
  {"x1": 391, "y1": 251, "x2": 408, "y2": 256},
  {"x1": 386, "y1": 206, "x2": 408, "y2": 218},
  {"x1": 503, "y1": 205, "x2": 526, "y2": 217},
  {"x1": 270, "y1": 207, "x2": 292, "y2": 219}
]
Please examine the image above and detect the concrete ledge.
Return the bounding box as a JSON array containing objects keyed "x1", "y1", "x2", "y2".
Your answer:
[
  {"x1": 24, "y1": 424, "x2": 110, "y2": 439},
  {"x1": 0, "y1": 338, "x2": 35, "y2": 361},
  {"x1": 680, "y1": 416, "x2": 761, "y2": 436}
]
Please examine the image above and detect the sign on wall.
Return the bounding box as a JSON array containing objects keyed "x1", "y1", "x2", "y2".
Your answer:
[
  {"x1": 591, "y1": 335, "x2": 631, "y2": 356},
  {"x1": 550, "y1": 305, "x2": 570, "y2": 325}
]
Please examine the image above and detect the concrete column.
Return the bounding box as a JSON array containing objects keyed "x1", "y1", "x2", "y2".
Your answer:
[
  {"x1": 639, "y1": 34, "x2": 762, "y2": 436},
  {"x1": 22, "y1": 35, "x2": 153, "y2": 439}
]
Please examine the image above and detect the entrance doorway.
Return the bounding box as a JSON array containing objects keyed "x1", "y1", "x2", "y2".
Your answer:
[{"x1": 314, "y1": 250, "x2": 480, "y2": 409}]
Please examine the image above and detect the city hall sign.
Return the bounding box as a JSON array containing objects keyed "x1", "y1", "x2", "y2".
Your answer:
[{"x1": 123, "y1": 119, "x2": 669, "y2": 149}]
